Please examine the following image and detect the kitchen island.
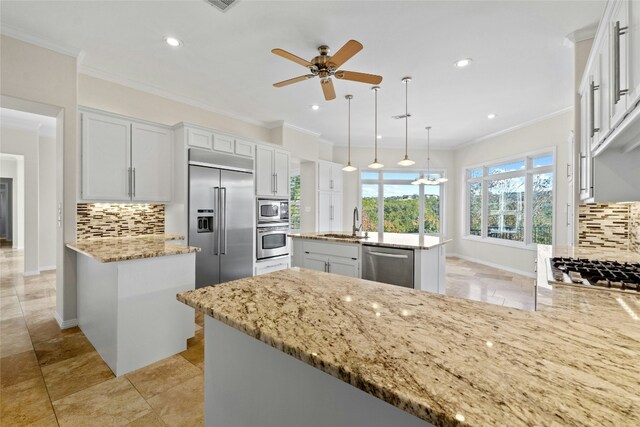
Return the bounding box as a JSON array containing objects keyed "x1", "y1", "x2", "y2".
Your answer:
[
  {"x1": 177, "y1": 268, "x2": 639, "y2": 427},
  {"x1": 68, "y1": 234, "x2": 200, "y2": 376}
]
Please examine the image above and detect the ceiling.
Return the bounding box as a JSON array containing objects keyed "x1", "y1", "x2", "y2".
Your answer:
[
  {"x1": 0, "y1": 0, "x2": 605, "y2": 148},
  {"x1": 1, "y1": 108, "x2": 57, "y2": 138}
]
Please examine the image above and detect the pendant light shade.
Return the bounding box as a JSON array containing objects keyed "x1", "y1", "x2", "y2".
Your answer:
[
  {"x1": 368, "y1": 86, "x2": 384, "y2": 169},
  {"x1": 342, "y1": 95, "x2": 357, "y2": 172},
  {"x1": 413, "y1": 126, "x2": 448, "y2": 185},
  {"x1": 398, "y1": 77, "x2": 415, "y2": 167}
]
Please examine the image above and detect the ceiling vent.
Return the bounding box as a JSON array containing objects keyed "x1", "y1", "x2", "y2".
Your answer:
[{"x1": 204, "y1": 0, "x2": 238, "y2": 12}]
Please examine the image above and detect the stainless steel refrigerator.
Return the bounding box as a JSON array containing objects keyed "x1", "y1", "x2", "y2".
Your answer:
[{"x1": 189, "y1": 150, "x2": 254, "y2": 288}]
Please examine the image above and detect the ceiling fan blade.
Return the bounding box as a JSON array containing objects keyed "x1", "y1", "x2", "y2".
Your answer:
[
  {"x1": 271, "y1": 48, "x2": 313, "y2": 68},
  {"x1": 335, "y1": 70, "x2": 383, "y2": 85},
  {"x1": 273, "y1": 74, "x2": 315, "y2": 88},
  {"x1": 327, "y1": 40, "x2": 363, "y2": 69},
  {"x1": 321, "y1": 78, "x2": 336, "y2": 101}
]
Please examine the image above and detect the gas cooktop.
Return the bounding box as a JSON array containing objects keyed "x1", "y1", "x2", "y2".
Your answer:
[{"x1": 549, "y1": 257, "x2": 640, "y2": 292}]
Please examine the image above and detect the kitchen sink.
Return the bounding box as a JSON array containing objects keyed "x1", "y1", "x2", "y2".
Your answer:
[{"x1": 320, "y1": 233, "x2": 368, "y2": 239}]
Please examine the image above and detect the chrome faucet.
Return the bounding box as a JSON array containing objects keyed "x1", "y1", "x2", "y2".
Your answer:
[{"x1": 352, "y1": 207, "x2": 362, "y2": 236}]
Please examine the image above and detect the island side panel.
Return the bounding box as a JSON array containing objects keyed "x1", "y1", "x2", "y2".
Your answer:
[
  {"x1": 414, "y1": 245, "x2": 446, "y2": 294},
  {"x1": 116, "y1": 253, "x2": 196, "y2": 376},
  {"x1": 204, "y1": 316, "x2": 434, "y2": 427},
  {"x1": 77, "y1": 254, "x2": 119, "y2": 374}
]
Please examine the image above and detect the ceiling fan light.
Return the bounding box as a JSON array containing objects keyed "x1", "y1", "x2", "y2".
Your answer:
[
  {"x1": 398, "y1": 156, "x2": 415, "y2": 167},
  {"x1": 368, "y1": 161, "x2": 384, "y2": 169},
  {"x1": 342, "y1": 163, "x2": 357, "y2": 172}
]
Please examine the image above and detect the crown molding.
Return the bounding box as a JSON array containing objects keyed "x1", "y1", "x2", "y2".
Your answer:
[
  {"x1": 79, "y1": 65, "x2": 270, "y2": 129},
  {"x1": 275, "y1": 120, "x2": 322, "y2": 137},
  {"x1": 318, "y1": 138, "x2": 335, "y2": 146},
  {"x1": 564, "y1": 22, "x2": 599, "y2": 45},
  {"x1": 455, "y1": 106, "x2": 574, "y2": 149},
  {"x1": 0, "y1": 23, "x2": 83, "y2": 58}
]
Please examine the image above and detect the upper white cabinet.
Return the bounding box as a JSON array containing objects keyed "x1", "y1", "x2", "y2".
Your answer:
[
  {"x1": 184, "y1": 126, "x2": 255, "y2": 158},
  {"x1": 628, "y1": 0, "x2": 640, "y2": 105},
  {"x1": 256, "y1": 146, "x2": 289, "y2": 197},
  {"x1": 317, "y1": 191, "x2": 343, "y2": 232},
  {"x1": 212, "y1": 133, "x2": 235, "y2": 154},
  {"x1": 317, "y1": 161, "x2": 343, "y2": 192},
  {"x1": 187, "y1": 128, "x2": 213, "y2": 150},
  {"x1": 81, "y1": 111, "x2": 173, "y2": 203},
  {"x1": 609, "y1": 0, "x2": 630, "y2": 128}
]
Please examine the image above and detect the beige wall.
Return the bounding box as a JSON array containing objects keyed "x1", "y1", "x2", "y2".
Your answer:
[
  {"x1": 452, "y1": 111, "x2": 573, "y2": 275},
  {"x1": 39, "y1": 136, "x2": 57, "y2": 269},
  {"x1": 1, "y1": 34, "x2": 78, "y2": 323}
]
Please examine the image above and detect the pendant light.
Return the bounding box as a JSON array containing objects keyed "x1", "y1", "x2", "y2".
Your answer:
[
  {"x1": 368, "y1": 86, "x2": 384, "y2": 169},
  {"x1": 413, "y1": 126, "x2": 448, "y2": 185},
  {"x1": 397, "y1": 77, "x2": 415, "y2": 166},
  {"x1": 342, "y1": 95, "x2": 357, "y2": 172}
]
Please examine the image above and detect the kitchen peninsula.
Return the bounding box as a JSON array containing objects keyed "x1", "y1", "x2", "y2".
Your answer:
[
  {"x1": 67, "y1": 234, "x2": 200, "y2": 376},
  {"x1": 177, "y1": 268, "x2": 639, "y2": 427}
]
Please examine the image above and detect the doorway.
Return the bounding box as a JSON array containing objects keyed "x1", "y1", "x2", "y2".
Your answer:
[{"x1": 0, "y1": 177, "x2": 12, "y2": 246}]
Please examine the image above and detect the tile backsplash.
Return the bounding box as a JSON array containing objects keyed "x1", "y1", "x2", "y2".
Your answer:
[
  {"x1": 578, "y1": 202, "x2": 640, "y2": 253},
  {"x1": 77, "y1": 203, "x2": 164, "y2": 240}
]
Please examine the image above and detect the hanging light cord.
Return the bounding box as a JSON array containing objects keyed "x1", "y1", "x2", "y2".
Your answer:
[
  {"x1": 405, "y1": 80, "x2": 408, "y2": 158},
  {"x1": 348, "y1": 96, "x2": 351, "y2": 164},
  {"x1": 374, "y1": 88, "x2": 378, "y2": 161},
  {"x1": 426, "y1": 126, "x2": 431, "y2": 178}
]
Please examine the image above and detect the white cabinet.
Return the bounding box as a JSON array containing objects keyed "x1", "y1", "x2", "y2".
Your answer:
[
  {"x1": 235, "y1": 139, "x2": 255, "y2": 158},
  {"x1": 318, "y1": 161, "x2": 343, "y2": 192},
  {"x1": 256, "y1": 146, "x2": 290, "y2": 197},
  {"x1": 81, "y1": 111, "x2": 172, "y2": 202},
  {"x1": 579, "y1": 90, "x2": 594, "y2": 201},
  {"x1": 294, "y1": 240, "x2": 359, "y2": 278},
  {"x1": 255, "y1": 256, "x2": 290, "y2": 275},
  {"x1": 187, "y1": 128, "x2": 213, "y2": 150},
  {"x1": 213, "y1": 133, "x2": 235, "y2": 154},
  {"x1": 628, "y1": 0, "x2": 640, "y2": 106},
  {"x1": 609, "y1": 0, "x2": 630, "y2": 128},
  {"x1": 318, "y1": 191, "x2": 342, "y2": 232},
  {"x1": 302, "y1": 253, "x2": 358, "y2": 277}
]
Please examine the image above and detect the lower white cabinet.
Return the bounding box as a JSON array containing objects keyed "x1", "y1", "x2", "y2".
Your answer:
[
  {"x1": 293, "y1": 240, "x2": 359, "y2": 278},
  {"x1": 255, "y1": 256, "x2": 290, "y2": 276}
]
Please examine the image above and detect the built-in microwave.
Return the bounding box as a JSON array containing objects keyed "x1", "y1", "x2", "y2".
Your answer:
[
  {"x1": 257, "y1": 198, "x2": 289, "y2": 224},
  {"x1": 256, "y1": 224, "x2": 290, "y2": 260}
]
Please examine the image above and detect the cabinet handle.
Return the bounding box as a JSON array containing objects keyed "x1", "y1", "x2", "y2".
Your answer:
[
  {"x1": 275, "y1": 173, "x2": 278, "y2": 194},
  {"x1": 614, "y1": 20, "x2": 629, "y2": 104},
  {"x1": 579, "y1": 154, "x2": 586, "y2": 191},
  {"x1": 128, "y1": 167, "x2": 132, "y2": 198},
  {"x1": 566, "y1": 163, "x2": 571, "y2": 178},
  {"x1": 589, "y1": 80, "x2": 600, "y2": 138},
  {"x1": 325, "y1": 261, "x2": 329, "y2": 272},
  {"x1": 330, "y1": 179, "x2": 334, "y2": 189},
  {"x1": 132, "y1": 168, "x2": 136, "y2": 197}
]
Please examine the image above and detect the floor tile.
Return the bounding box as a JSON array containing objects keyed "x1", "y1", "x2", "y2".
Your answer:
[
  {"x1": 42, "y1": 351, "x2": 115, "y2": 401},
  {"x1": 26, "y1": 318, "x2": 79, "y2": 344},
  {"x1": 180, "y1": 330, "x2": 204, "y2": 370},
  {"x1": 0, "y1": 376, "x2": 55, "y2": 426},
  {"x1": 147, "y1": 375, "x2": 204, "y2": 427},
  {"x1": 126, "y1": 355, "x2": 201, "y2": 400},
  {"x1": 125, "y1": 411, "x2": 166, "y2": 426},
  {"x1": 53, "y1": 377, "x2": 152, "y2": 427},
  {"x1": 0, "y1": 317, "x2": 33, "y2": 358},
  {"x1": 33, "y1": 331, "x2": 96, "y2": 367},
  {"x1": 0, "y1": 350, "x2": 41, "y2": 388}
]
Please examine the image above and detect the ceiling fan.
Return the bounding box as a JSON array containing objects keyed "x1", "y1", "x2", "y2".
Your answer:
[{"x1": 271, "y1": 40, "x2": 383, "y2": 101}]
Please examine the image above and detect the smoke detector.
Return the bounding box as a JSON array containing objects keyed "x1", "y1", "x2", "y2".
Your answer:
[{"x1": 204, "y1": 0, "x2": 238, "y2": 12}]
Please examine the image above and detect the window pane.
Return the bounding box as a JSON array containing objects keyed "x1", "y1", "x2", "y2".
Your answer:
[
  {"x1": 532, "y1": 173, "x2": 553, "y2": 244},
  {"x1": 289, "y1": 175, "x2": 301, "y2": 230},
  {"x1": 361, "y1": 184, "x2": 379, "y2": 232},
  {"x1": 487, "y1": 177, "x2": 525, "y2": 241},
  {"x1": 383, "y1": 172, "x2": 420, "y2": 180},
  {"x1": 468, "y1": 168, "x2": 483, "y2": 178},
  {"x1": 488, "y1": 160, "x2": 525, "y2": 175},
  {"x1": 424, "y1": 186, "x2": 440, "y2": 234},
  {"x1": 532, "y1": 154, "x2": 553, "y2": 168},
  {"x1": 468, "y1": 182, "x2": 482, "y2": 236},
  {"x1": 361, "y1": 172, "x2": 379, "y2": 181},
  {"x1": 383, "y1": 185, "x2": 419, "y2": 233}
]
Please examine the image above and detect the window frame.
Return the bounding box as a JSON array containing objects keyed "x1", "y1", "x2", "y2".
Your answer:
[
  {"x1": 462, "y1": 148, "x2": 556, "y2": 250},
  {"x1": 359, "y1": 169, "x2": 446, "y2": 236}
]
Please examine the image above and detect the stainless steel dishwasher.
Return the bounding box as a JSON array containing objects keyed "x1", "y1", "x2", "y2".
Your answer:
[{"x1": 362, "y1": 245, "x2": 414, "y2": 288}]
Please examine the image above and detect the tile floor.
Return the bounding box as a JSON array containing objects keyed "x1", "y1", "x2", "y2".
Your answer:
[{"x1": 1, "y1": 248, "x2": 534, "y2": 426}]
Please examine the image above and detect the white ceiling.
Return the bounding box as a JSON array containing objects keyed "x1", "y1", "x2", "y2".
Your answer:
[
  {"x1": 0, "y1": 108, "x2": 57, "y2": 138},
  {"x1": 0, "y1": 0, "x2": 605, "y2": 148}
]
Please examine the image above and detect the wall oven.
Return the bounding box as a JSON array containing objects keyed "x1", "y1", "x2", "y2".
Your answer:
[
  {"x1": 256, "y1": 224, "x2": 290, "y2": 260},
  {"x1": 257, "y1": 198, "x2": 289, "y2": 225}
]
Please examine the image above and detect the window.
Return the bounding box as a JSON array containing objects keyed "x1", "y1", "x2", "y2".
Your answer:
[
  {"x1": 289, "y1": 174, "x2": 300, "y2": 231},
  {"x1": 465, "y1": 152, "x2": 554, "y2": 245},
  {"x1": 361, "y1": 170, "x2": 444, "y2": 235}
]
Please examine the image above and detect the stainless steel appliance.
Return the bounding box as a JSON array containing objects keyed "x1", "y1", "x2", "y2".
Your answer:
[
  {"x1": 189, "y1": 149, "x2": 254, "y2": 288},
  {"x1": 257, "y1": 198, "x2": 289, "y2": 224},
  {"x1": 256, "y1": 224, "x2": 289, "y2": 260},
  {"x1": 362, "y1": 245, "x2": 414, "y2": 288},
  {"x1": 548, "y1": 257, "x2": 640, "y2": 293}
]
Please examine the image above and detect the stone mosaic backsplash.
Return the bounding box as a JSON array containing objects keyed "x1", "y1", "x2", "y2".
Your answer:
[
  {"x1": 77, "y1": 203, "x2": 164, "y2": 240},
  {"x1": 578, "y1": 202, "x2": 640, "y2": 252}
]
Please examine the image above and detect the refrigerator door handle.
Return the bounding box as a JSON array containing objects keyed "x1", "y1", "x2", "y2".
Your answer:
[
  {"x1": 221, "y1": 187, "x2": 227, "y2": 254},
  {"x1": 213, "y1": 186, "x2": 220, "y2": 255}
]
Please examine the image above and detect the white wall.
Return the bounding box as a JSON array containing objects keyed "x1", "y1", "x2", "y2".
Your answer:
[
  {"x1": 452, "y1": 110, "x2": 573, "y2": 276},
  {"x1": 0, "y1": 156, "x2": 23, "y2": 249},
  {"x1": 38, "y1": 136, "x2": 56, "y2": 270}
]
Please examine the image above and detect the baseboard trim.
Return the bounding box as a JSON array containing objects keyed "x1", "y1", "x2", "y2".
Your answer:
[
  {"x1": 447, "y1": 252, "x2": 536, "y2": 278},
  {"x1": 22, "y1": 270, "x2": 40, "y2": 277},
  {"x1": 54, "y1": 312, "x2": 79, "y2": 330},
  {"x1": 39, "y1": 265, "x2": 57, "y2": 272}
]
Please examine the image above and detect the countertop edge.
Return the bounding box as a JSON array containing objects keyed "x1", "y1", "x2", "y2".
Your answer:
[{"x1": 289, "y1": 233, "x2": 453, "y2": 250}]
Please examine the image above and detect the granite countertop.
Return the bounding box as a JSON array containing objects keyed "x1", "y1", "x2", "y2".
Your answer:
[
  {"x1": 289, "y1": 231, "x2": 452, "y2": 250},
  {"x1": 66, "y1": 233, "x2": 200, "y2": 263},
  {"x1": 177, "y1": 268, "x2": 640, "y2": 426}
]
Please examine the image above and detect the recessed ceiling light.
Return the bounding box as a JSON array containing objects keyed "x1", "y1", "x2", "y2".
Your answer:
[
  {"x1": 164, "y1": 36, "x2": 183, "y2": 47},
  {"x1": 311, "y1": 104, "x2": 320, "y2": 111},
  {"x1": 487, "y1": 113, "x2": 496, "y2": 119},
  {"x1": 377, "y1": 135, "x2": 382, "y2": 139},
  {"x1": 454, "y1": 58, "x2": 472, "y2": 68}
]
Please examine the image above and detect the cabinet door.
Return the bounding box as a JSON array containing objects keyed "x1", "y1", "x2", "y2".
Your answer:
[
  {"x1": 273, "y1": 149, "x2": 290, "y2": 197},
  {"x1": 628, "y1": 0, "x2": 640, "y2": 105},
  {"x1": 317, "y1": 192, "x2": 332, "y2": 232},
  {"x1": 213, "y1": 134, "x2": 235, "y2": 154},
  {"x1": 255, "y1": 146, "x2": 274, "y2": 196},
  {"x1": 235, "y1": 139, "x2": 255, "y2": 158},
  {"x1": 331, "y1": 193, "x2": 343, "y2": 231},
  {"x1": 81, "y1": 112, "x2": 131, "y2": 201},
  {"x1": 187, "y1": 128, "x2": 213, "y2": 150},
  {"x1": 131, "y1": 123, "x2": 172, "y2": 202},
  {"x1": 331, "y1": 164, "x2": 343, "y2": 192},
  {"x1": 596, "y1": 29, "x2": 611, "y2": 145},
  {"x1": 328, "y1": 256, "x2": 359, "y2": 278},
  {"x1": 256, "y1": 258, "x2": 290, "y2": 276},
  {"x1": 318, "y1": 161, "x2": 332, "y2": 191},
  {"x1": 579, "y1": 90, "x2": 592, "y2": 201},
  {"x1": 610, "y1": 0, "x2": 629, "y2": 127},
  {"x1": 303, "y1": 253, "x2": 328, "y2": 272}
]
